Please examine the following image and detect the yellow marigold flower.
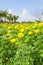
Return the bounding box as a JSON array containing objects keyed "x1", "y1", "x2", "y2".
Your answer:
[
  {"x1": 28, "y1": 31, "x2": 33, "y2": 35},
  {"x1": 20, "y1": 25, "x2": 23, "y2": 27},
  {"x1": 33, "y1": 23, "x2": 38, "y2": 28},
  {"x1": 10, "y1": 38, "x2": 17, "y2": 43},
  {"x1": 6, "y1": 33, "x2": 10, "y2": 36},
  {"x1": 34, "y1": 29, "x2": 40, "y2": 33},
  {"x1": 8, "y1": 30, "x2": 11, "y2": 33},
  {"x1": 18, "y1": 33, "x2": 24, "y2": 38},
  {"x1": 24, "y1": 39, "x2": 29, "y2": 43},
  {"x1": 8, "y1": 26, "x2": 11, "y2": 29},
  {"x1": 20, "y1": 28, "x2": 24, "y2": 32},
  {"x1": 15, "y1": 25, "x2": 19, "y2": 30},
  {"x1": 32, "y1": 25, "x2": 36, "y2": 28},
  {"x1": 25, "y1": 27, "x2": 29, "y2": 30},
  {"x1": 39, "y1": 23, "x2": 43, "y2": 26}
]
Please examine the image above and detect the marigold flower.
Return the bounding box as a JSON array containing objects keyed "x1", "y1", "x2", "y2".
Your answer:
[
  {"x1": 8, "y1": 30, "x2": 11, "y2": 33},
  {"x1": 34, "y1": 29, "x2": 40, "y2": 33},
  {"x1": 28, "y1": 31, "x2": 33, "y2": 35},
  {"x1": 8, "y1": 26, "x2": 11, "y2": 29},
  {"x1": 39, "y1": 23, "x2": 43, "y2": 26},
  {"x1": 6, "y1": 33, "x2": 10, "y2": 36},
  {"x1": 18, "y1": 33, "x2": 24, "y2": 38},
  {"x1": 10, "y1": 38, "x2": 17, "y2": 43},
  {"x1": 15, "y1": 25, "x2": 19, "y2": 30},
  {"x1": 20, "y1": 28, "x2": 24, "y2": 32}
]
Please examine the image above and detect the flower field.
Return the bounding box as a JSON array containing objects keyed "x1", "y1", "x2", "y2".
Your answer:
[{"x1": 0, "y1": 22, "x2": 43, "y2": 65}]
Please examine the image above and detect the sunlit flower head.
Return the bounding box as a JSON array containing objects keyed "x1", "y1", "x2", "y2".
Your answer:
[{"x1": 18, "y1": 32, "x2": 24, "y2": 38}]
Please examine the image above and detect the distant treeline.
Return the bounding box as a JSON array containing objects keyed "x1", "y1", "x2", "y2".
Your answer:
[
  {"x1": 0, "y1": 10, "x2": 19, "y2": 23},
  {"x1": 0, "y1": 10, "x2": 42, "y2": 23}
]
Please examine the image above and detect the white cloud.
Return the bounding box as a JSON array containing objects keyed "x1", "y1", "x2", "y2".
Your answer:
[
  {"x1": 7, "y1": 9, "x2": 36, "y2": 22},
  {"x1": 7, "y1": 9, "x2": 13, "y2": 14},
  {"x1": 21, "y1": 9, "x2": 27, "y2": 19},
  {"x1": 7, "y1": 9, "x2": 17, "y2": 15},
  {"x1": 18, "y1": 9, "x2": 36, "y2": 22}
]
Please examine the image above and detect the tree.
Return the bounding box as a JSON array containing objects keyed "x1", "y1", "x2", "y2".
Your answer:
[
  {"x1": 7, "y1": 14, "x2": 13, "y2": 23},
  {"x1": 32, "y1": 10, "x2": 43, "y2": 22},
  {"x1": 0, "y1": 10, "x2": 19, "y2": 23},
  {"x1": 0, "y1": 10, "x2": 2, "y2": 22},
  {"x1": 2, "y1": 10, "x2": 8, "y2": 22},
  {"x1": 13, "y1": 15, "x2": 19, "y2": 23}
]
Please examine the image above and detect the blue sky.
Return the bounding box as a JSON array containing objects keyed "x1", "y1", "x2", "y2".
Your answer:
[{"x1": 0, "y1": 0, "x2": 43, "y2": 21}]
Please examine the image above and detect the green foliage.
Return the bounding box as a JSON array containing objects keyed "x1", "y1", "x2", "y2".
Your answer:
[
  {"x1": 0, "y1": 10, "x2": 19, "y2": 23},
  {"x1": 0, "y1": 23, "x2": 43, "y2": 65}
]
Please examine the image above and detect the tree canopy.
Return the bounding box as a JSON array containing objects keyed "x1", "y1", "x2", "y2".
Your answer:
[{"x1": 0, "y1": 10, "x2": 19, "y2": 23}]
